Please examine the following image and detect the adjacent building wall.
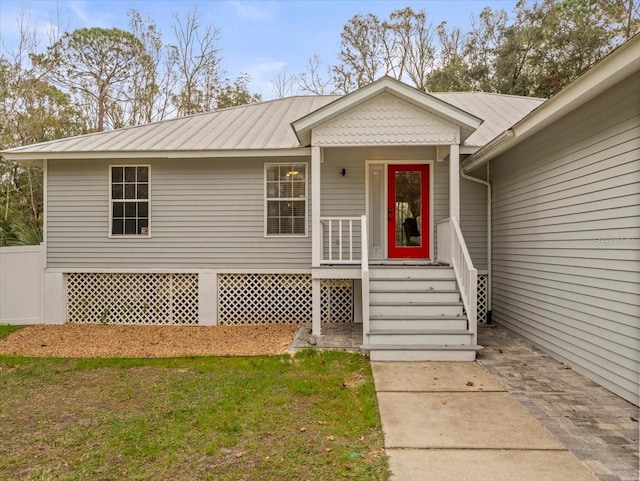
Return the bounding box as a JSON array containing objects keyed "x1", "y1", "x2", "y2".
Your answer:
[{"x1": 490, "y1": 72, "x2": 640, "y2": 405}]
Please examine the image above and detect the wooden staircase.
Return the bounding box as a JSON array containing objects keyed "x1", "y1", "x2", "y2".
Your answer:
[{"x1": 362, "y1": 265, "x2": 482, "y2": 361}]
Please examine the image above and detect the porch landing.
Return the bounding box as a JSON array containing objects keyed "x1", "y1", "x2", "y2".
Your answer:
[{"x1": 291, "y1": 323, "x2": 363, "y2": 351}]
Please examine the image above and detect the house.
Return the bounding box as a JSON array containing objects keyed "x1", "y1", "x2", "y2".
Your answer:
[{"x1": 1, "y1": 35, "x2": 638, "y2": 405}]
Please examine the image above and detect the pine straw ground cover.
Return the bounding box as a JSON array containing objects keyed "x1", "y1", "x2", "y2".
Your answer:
[
  {"x1": 0, "y1": 327, "x2": 388, "y2": 481},
  {"x1": 0, "y1": 324, "x2": 299, "y2": 358}
]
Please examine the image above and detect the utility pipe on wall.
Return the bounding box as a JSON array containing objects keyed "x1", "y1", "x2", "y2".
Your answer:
[{"x1": 460, "y1": 163, "x2": 492, "y2": 322}]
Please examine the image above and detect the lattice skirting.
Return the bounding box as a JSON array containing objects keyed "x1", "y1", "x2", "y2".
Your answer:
[
  {"x1": 217, "y1": 274, "x2": 354, "y2": 325},
  {"x1": 478, "y1": 273, "x2": 488, "y2": 323},
  {"x1": 66, "y1": 273, "x2": 199, "y2": 325}
]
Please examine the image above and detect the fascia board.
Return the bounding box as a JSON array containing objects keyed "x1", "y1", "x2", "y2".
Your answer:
[{"x1": 2, "y1": 148, "x2": 311, "y2": 163}]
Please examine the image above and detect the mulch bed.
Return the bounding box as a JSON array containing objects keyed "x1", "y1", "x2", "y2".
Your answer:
[{"x1": 0, "y1": 323, "x2": 300, "y2": 358}]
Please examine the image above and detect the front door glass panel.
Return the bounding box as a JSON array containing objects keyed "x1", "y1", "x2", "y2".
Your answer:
[
  {"x1": 394, "y1": 171, "x2": 422, "y2": 248},
  {"x1": 387, "y1": 164, "x2": 430, "y2": 258}
]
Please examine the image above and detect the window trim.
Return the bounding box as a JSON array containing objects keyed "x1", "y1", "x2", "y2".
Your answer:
[
  {"x1": 108, "y1": 164, "x2": 151, "y2": 239},
  {"x1": 264, "y1": 162, "x2": 309, "y2": 238}
]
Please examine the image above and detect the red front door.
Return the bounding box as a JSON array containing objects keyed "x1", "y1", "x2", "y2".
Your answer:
[{"x1": 387, "y1": 164, "x2": 430, "y2": 258}]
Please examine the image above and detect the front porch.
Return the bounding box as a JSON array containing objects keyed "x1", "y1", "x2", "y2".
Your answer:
[{"x1": 293, "y1": 79, "x2": 487, "y2": 361}]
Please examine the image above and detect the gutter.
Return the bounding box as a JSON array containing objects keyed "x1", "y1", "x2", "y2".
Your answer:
[
  {"x1": 462, "y1": 130, "x2": 513, "y2": 173},
  {"x1": 460, "y1": 163, "x2": 492, "y2": 322}
]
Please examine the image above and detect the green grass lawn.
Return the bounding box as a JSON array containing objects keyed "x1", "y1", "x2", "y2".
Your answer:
[
  {"x1": 0, "y1": 325, "x2": 25, "y2": 338},
  {"x1": 0, "y1": 350, "x2": 388, "y2": 480}
]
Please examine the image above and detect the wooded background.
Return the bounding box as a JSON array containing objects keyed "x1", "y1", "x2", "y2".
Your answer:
[{"x1": 1, "y1": 0, "x2": 637, "y2": 245}]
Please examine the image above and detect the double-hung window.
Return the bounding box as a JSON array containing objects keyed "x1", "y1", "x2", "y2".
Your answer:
[
  {"x1": 265, "y1": 163, "x2": 307, "y2": 236},
  {"x1": 110, "y1": 165, "x2": 150, "y2": 236}
]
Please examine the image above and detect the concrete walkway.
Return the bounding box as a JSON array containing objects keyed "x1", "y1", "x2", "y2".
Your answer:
[{"x1": 372, "y1": 362, "x2": 600, "y2": 481}]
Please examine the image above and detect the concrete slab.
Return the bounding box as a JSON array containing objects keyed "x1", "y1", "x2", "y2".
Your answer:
[
  {"x1": 386, "y1": 449, "x2": 599, "y2": 481},
  {"x1": 372, "y1": 362, "x2": 504, "y2": 392},
  {"x1": 377, "y1": 392, "x2": 565, "y2": 449}
]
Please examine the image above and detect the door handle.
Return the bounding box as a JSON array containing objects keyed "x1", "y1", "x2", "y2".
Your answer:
[{"x1": 387, "y1": 207, "x2": 393, "y2": 221}]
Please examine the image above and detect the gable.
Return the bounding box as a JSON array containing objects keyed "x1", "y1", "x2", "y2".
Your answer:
[{"x1": 311, "y1": 92, "x2": 460, "y2": 146}]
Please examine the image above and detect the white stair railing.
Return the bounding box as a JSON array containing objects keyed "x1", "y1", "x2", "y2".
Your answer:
[
  {"x1": 360, "y1": 215, "x2": 369, "y2": 346},
  {"x1": 436, "y1": 217, "x2": 478, "y2": 344},
  {"x1": 319, "y1": 217, "x2": 362, "y2": 264}
]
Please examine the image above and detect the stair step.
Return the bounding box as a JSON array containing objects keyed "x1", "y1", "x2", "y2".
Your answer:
[
  {"x1": 370, "y1": 303, "x2": 464, "y2": 317},
  {"x1": 370, "y1": 314, "x2": 466, "y2": 320},
  {"x1": 363, "y1": 344, "x2": 483, "y2": 351},
  {"x1": 370, "y1": 278, "x2": 458, "y2": 290},
  {"x1": 370, "y1": 318, "x2": 468, "y2": 331},
  {"x1": 370, "y1": 276, "x2": 456, "y2": 281},
  {"x1": 370, "y1": 290, "x2": 460, "y2": 303},
  {"x1": 369, "y1": 329, "x2": 472, "y2": 335},
  {"x1": 369, "y1": 267, "x2": 455, "y2": 280},
  {"x1": 368, "y1": 329, "x2": 473, "y2": 345},
  {"x1": 370, "y1": 289, "x2": 459, "y2": 294},
  {"x1": 370, "y1": 301, "x2": 463, "y2": 306},
  {"x1": 363, "y1": 344, "x2": 483, "y2": 362}
]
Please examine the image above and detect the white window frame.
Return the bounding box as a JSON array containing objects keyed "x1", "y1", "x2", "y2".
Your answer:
[
  {"x1": 264, "y1": 162, "x2": 309, "y2": 237},
  {"x1": 109, "y1": 164, "x2": 151, "y2": 238}
]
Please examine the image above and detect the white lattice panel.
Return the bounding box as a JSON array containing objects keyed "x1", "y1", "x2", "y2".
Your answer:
[
  {"x1": 321, "y1": 279, "x2": 354, "y2": 323},
  {"x1": 217, "y1": 274, "x2": 353, "y2": 325},
  {"x1": 218, "y1": 274, "x2": 311, "y2": 325},
  {"x1": 66, "y1": 273, "x2": 198, "y2": 325},
  {"x1": 478, "y1": 274, "x2": 488, "y2": 323}
]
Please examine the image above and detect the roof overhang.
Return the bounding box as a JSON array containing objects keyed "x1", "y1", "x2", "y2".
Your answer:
[
  {"x1": 291, "y1": 76, "x2": 483, "y2": 146},
  {"x1": 1, "y1": 148, "x2": 311, "y2": 164},
  {"x1": 463, "y1": 34, "x2": 640, "y2": 172}
]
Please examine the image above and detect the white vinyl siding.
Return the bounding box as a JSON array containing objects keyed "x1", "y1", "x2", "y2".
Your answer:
[
  {"x1": 46, "y1": 146, "x2": 487, "y2": 271},
  {"x1": 490, "y1": 71, "x2": 640, "y2": 406}
]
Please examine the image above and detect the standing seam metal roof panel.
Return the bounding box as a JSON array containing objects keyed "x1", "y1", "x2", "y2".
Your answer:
[{"x1": 2, "y1": 93, "x2": 544, "y2": 154}]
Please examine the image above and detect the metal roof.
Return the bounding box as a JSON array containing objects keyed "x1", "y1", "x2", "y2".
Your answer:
[
  {"x1": 434, "y1": 92, "x2": 545, "y2": 147},
  {"x1": 2, "y1": 91, "x2": 544, "y2": 157}
]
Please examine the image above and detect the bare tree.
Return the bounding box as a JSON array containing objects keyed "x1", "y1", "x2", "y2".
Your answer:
[
  {"x1": 170, "y1": 7, "x2": 222, "y2": 116},
  {"x1": 298, "y1": 55, "x2": 333, "y2": 95},
  {"x1": 270, "y1": 67, "x2": 297, "y2": 98}
]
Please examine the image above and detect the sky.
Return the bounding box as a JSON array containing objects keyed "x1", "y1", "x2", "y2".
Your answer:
[{"x1": 0, "y1": 0, "x2": 520, "y2": 99}]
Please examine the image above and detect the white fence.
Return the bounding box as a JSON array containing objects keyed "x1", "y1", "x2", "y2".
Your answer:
[{"x1": 0, "y1": 244, "x2": 43, "y2": 324}]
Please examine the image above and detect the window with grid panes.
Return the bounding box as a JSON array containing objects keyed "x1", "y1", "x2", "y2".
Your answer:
[
  {"x1": 110, "y1": 166, "x2": 150, "y2": 236},
  {"x1": 265, "y1": 163, "x2": 307, "y2": 236}
]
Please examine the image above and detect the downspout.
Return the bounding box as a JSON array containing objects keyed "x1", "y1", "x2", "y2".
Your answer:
[{"x1": 460, "y1": 162, "x2": 492, "y2": 324}]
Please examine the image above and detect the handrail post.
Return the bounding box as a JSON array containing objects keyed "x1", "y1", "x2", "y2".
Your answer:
[
  {"x1": 349, "y1": 220, "x2": 353, "y2": 262},
  {"x1": 338, "y1": 220, "x2": 343, "y2": 261},
  {"x1": 360, "y1": 215, "x2": 369, "y2": 346},
  {"x1": 328, "y1": 220, "x2": 333, "y2": 262},
  {"x1": 469, "y1": 269, "x2": 478, "y2": 345}
]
